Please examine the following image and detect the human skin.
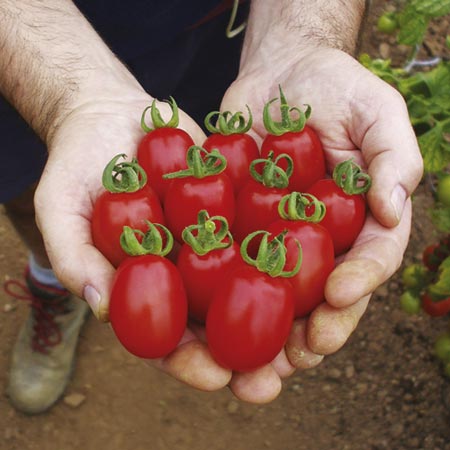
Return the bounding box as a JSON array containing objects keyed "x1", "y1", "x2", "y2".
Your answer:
[{"x1": 0, "y1": 0, "x2": 423, "y2": 403}]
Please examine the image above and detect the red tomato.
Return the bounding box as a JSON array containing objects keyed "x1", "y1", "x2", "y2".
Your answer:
[
  {"x1": 164, "y1": 174, "x2": 235, "y2": 243},
  {"x1": 421, "y1": 293, "x2": 450, "y2": 317},
  {"x1": 177, "y1": 241, "x2": 242, "y2": 323},
  {"x1": 206, "y1": 265, "x2": 294, "y2": 371},
  {"x1": 91, "y1": 185, "x2": 164, "y2": 267},
  {"x1": 231, "y1": 179, "x2": 289, "y2": 248},
  {"x1": 266, "y1": 219, "x2": 335, "y2": 317},
  {"x1": 109, "y1": 255, "x2": 188, "y2": 358},
  {"x1": 261, "y1": 126, "x2": 325, "y2": 192},
  {"x1": 137, "y1": 99, "x2": 194, "y2": 201},
  {"x1": 308, "y1": 178, "x2": 366, "y2": 255},
  {"x1": 203, "y1": 133, "x2": 259, "y2": 194}
]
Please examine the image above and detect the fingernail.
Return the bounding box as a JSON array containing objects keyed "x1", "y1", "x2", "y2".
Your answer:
[
  {"x1": 83, "y1": 285, "x2": 101, "y2": 319},
  {"x1": 390, "y1": 184, "x2": 407, "y2": 223}
]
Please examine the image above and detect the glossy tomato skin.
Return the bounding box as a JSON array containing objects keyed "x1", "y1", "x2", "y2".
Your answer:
[
  {"x1": 137, "y1": 128, "x2": 194, "y2": 201},
  {"x1": 231, "y1": 179, "x2": 289, "y2": 249},
  {"x1": 164, "y1": 174, "x2": 235, "y2": 243},
  {"x1": 91, "y1": 185, "x2": 164, "y2": 267},
  {"x1": 261, "y1": 125, "x2": 326, "y2": 192},
  {"x1": 203, "y1": 133, "x2": 260, "y2": 195},
  {"x1": 109, "y1": 255, "x2": 188, "y2": 359},
  {"x1": 177, "y1": 242, "x2": 242, "y2": 323},
  {"x1": 206, "y1": 265, "x2": 295, "y2": 372},
  {"x1": 421, "y1": 293, "x2": 450, "y2": 317},
  {"x1": 308, "y1": 179, "x2": 366, "y2": 255},
  {"x1": 266, "y1": 219, "x2": 335, "y2": 318}
]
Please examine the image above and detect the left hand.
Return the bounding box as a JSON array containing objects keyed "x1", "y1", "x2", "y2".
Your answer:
[{"x1": 218, "y1": 47, "x2": 423, "y2": 403}]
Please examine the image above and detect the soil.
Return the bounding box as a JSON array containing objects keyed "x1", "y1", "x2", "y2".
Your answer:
[{"x1": 1, "y1": 2, "x2": 450, "y2": 450}]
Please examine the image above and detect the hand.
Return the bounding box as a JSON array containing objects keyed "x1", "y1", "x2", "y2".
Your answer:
[
  {"x1": 219, "y1": 47, "x2": 423, "y2": 400},
  {"x1": 34, "y1": 86, "x2": 234, "y2": 395}
]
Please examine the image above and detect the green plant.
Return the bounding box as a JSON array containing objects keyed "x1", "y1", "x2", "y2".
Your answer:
[{"x1": 361, "y1": 0, "x2": 450, "y2": 376}]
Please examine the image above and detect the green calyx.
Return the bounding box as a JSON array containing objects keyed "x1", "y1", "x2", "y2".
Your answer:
[
  {"x1": 141, "y1": 96, "x2": 179, "y2": 132},
  {"x1": 241, "y1": 230, "x2": 302, "y2": 278},
  {"x1": 163, "y1": 145, "x2": 227, "y2": 179},
  {"x1": 182, "y1": 210, "x2": 233, "y2": 256},
  {"x1": 204, "y1": 105, "x2": 253, "y2": 135},
  {"x1": 278, "y1": 192, "x2": 326, "y2": 223},
  {"x1": 333, "y1": 159, "x2": 372, "y2": 195},
  {"x1": 120, "y1": 221, "x2": 173, "y2": 257},
  {"x1": 250, "y1": 150, "x2": 293, "y2": 189},
  {"x1": 102, "y1": 153, "x2": 147, "y2": 193},
  {"x1": 263, "y1": 85, "x2": 311, "y2": 136}
]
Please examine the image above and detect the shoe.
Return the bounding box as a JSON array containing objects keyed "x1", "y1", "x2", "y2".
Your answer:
[{"x1": 4, "y1": 269, "x2": 90, "y2": 414}]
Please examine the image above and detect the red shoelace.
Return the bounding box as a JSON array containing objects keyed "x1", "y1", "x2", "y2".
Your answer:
[{"x1": 3, "y1": 270, "x2": 69, "y2": 354}]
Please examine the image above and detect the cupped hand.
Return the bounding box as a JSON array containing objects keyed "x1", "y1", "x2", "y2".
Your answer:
[
  {"x1": 219, "y1": 47, "x2": 423, "y2": 400},
  {"x1": 34, "y1": 87, "x2": 233, "y2": 394}
]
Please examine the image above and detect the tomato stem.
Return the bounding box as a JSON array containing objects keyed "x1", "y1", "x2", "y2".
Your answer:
[
  {"x1": 241, "y1": 230, "x2": 302, "y2": 278},
  {"x1": 263, "y1": 85, "x2": 311, "y2": 136},
  {"x1": 333, "y1": 159, "x2": 372, "y2": 195},
  {"x1": 249, "y1": 151, "x2": 293, "y2": 189},
  {"x1": 163, "y1": 146, "x2": 227, "y2": 179},
  {"x1": 140, "y1": 97, "x2": 180, "y2": 133},
  {"x1": 102, "y1": 154, "x2": 147, "y2": 193},
  {"x1": 278, "y1": 192, "x2": 326, "y2": 223},
  {"x1": 204, "y1": 106, "x2": 253, "y2": 135},
  {"x1": 120, "y1": 221, "x2": 173, "y2": 257},
  {"x1": 182, "y1": 210, "x2": 233, "y2": 256}
]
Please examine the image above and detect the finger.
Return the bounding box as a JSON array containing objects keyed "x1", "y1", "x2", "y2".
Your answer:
[
  {"x1": 357, "y1": 85, "x2": 423, "y2": 228},
  {"x1": 271, "y1": 349, "x2": 296, "y2": 378},
  {"x1": 35, "y1": 194, "x2": 115, "y2": 322},
  {"x1": 150, "y1": 334, "x2": 232, "y2": 392},
  {"x1": 325, "y1": 199, "x2": 412, "y2": 308},
  {"x1": 229, "y1": 365, "x2": 282, "y2": 404},
  {"x1": 307, "y1": 295, "x2": 371, "y2": 355},
  {"x1": 285, "y1": 319, "x2": 324, "y2": 369}
]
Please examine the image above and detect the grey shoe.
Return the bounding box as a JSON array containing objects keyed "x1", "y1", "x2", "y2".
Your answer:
[{"x1": 4, "y1": 271, "x2": 90, "y2": 414}]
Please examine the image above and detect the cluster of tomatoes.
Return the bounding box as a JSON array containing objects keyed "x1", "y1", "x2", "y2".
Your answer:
[
  {"x1": 401, "y1": 235, "x2": 450, "y2": 318},
  {"x1": 91, "y1": 88, "x2": 371, "y2": 372}
]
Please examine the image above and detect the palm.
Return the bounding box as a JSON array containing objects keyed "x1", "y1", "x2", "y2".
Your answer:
[{"x1": 221, "y1": 48, "x2": 422, "y2": 384}]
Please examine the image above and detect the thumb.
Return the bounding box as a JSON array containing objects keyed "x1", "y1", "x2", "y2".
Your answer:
[
  {"x1": 361, "y1": 91, "x2": 423, "y2": 228},
  {"x1": 35, "y1": 181, "x2": 114, "y2": 322}
]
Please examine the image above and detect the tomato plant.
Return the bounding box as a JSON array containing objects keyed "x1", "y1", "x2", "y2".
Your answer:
[
  {"x1": 365, "y1": 0, "x2": 450, "y2": 377},
  {"x1": 266, "y1": 192, "x2": 335, "y2": 318},
  {"x1": 203, "y1": 106, "x2": 259, "y2": 194},
  {"x1": 163, "y1": 145, "x2": 235, "y2": 243},
  {"x1": 109, "y1": 222, "x2": 187, "y2": 359},
  {"x1": 137, "y1": 97, "x2": 194, "y2": 201},
  {"x1": 206, "y1": 230, "x2": 300, "y2": 372},
  {"x1": 91, "y1": 154, "x2": 164, "y2": 267},
  {"x1": 177, "y1": 210, "x2": 242, "y2": 323},
  {"x1": 231, "y1": 151, "x2": 292, "y2": 249},
  {"x1": 260, "y1": 86, "x2": 326, "y2": 192},
  {"x1": 307, "y1": 159, "x2": 371, "y2": 255}
]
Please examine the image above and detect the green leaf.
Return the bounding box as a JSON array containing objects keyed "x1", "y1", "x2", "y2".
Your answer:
[
  {"x1": 410, "y1": 0, "x2": 450, "y2": 17},
  {"x1": 419, "y1": 125, "x2": 449, "y2": 172},
  {"x1": 429, "y1": 256, "x2": 450, "y2": 297},
  {"x1": 430, "y1": 205, "x2": 450, "y2": 233},
  {"x1": 419, "y1": 62, "x2": 450, "y2": 98},
  {"x1": 397, "y1": 7, "x2": 429, "y2": 46}
]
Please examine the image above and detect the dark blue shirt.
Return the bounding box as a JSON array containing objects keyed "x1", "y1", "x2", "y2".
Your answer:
[{"x1": 73, "y1": 0, "x2": 224, "y2": 59}]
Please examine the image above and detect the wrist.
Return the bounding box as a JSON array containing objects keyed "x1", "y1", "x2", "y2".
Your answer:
[{"x1": 239, "y1": 0, "x2": 367, "y2": 74}]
